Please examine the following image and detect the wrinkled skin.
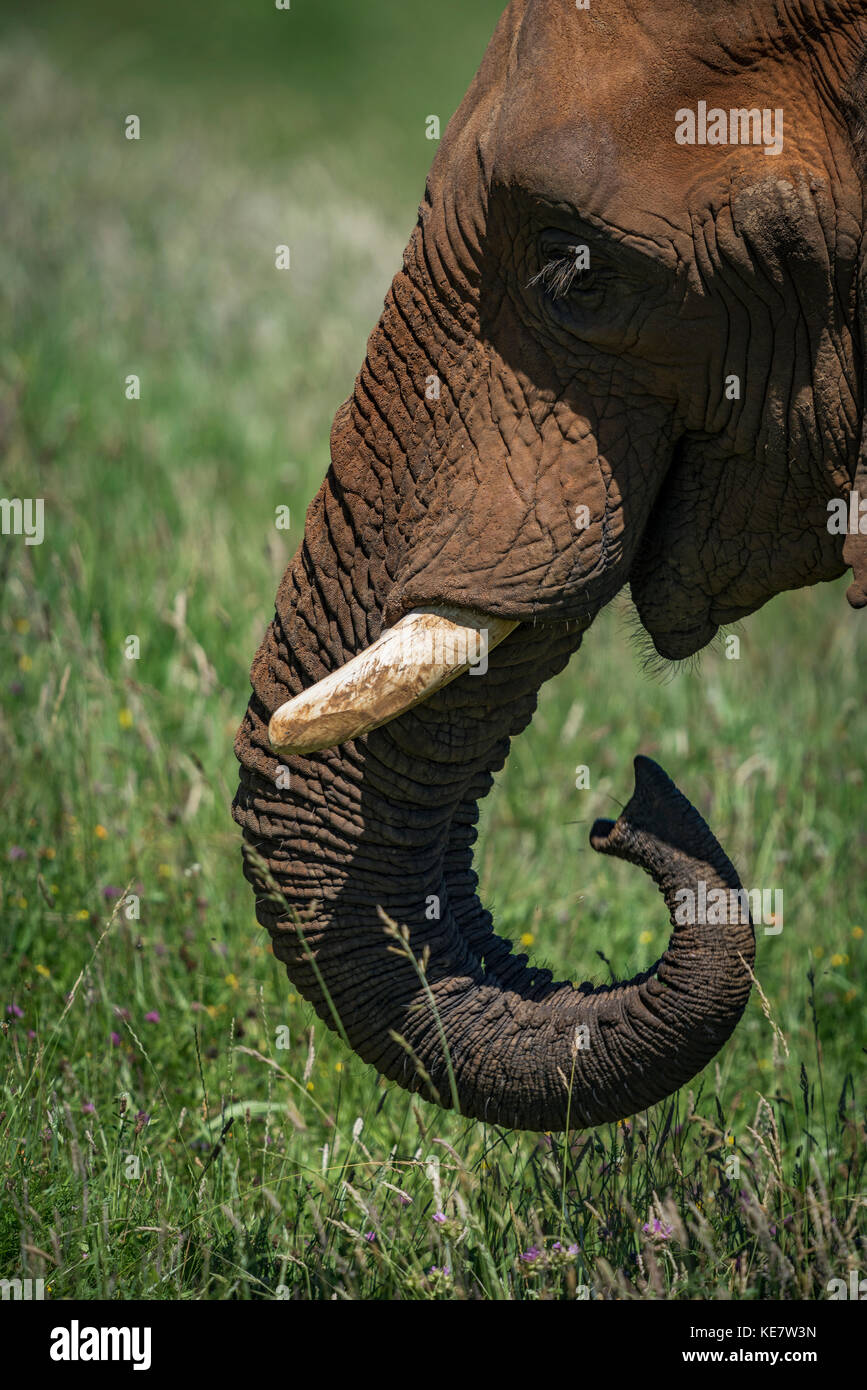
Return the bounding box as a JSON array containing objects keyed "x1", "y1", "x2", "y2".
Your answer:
[{"x1": 233, "y1": 0, "x2": 867, "y2": 1131}]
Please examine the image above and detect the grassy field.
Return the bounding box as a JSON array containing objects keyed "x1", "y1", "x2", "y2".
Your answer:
[{"x1": 1, "y1": 2, "x2": 866, "y2": 1301}]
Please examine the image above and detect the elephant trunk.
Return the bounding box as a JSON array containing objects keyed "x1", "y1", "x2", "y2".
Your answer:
[{"x1": 233, "y1": 458, "x2": 755, "y2": 1130}]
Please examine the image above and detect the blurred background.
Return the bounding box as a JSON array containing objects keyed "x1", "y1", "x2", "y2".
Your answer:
[{"x1": 1, "y1": 0, "x2": 864, "y2": 1299}]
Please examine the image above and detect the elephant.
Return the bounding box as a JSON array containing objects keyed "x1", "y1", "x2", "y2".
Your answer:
[{"x1": 233, "y1": 0, "x2": 867, "y2": 1132}]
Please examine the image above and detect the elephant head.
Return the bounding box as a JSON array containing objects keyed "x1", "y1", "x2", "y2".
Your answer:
[{"x1": 233, "y1": 0, "x2": 867, "y2": 1131}]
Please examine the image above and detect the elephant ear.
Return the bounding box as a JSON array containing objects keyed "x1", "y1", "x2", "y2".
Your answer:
[{"x1": 842, "y1": 27, "x2": 867, "y2": 608}]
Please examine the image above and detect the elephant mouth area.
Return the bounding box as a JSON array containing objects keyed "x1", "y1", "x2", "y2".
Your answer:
[
  {"x1": 626, "y1": 575, "x2": 720, "y2": 662},
  {"x1": 644, "y1": 618, "x2": 720, "y2": 663}
]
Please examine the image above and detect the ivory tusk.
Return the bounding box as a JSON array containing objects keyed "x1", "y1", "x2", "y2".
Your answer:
[{"x1": 268, "y1": 605, "x2": 518, "y2": 756}]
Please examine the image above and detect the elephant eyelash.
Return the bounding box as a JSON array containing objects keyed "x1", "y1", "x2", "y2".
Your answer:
[{"x1": 528, "y1": 249, "x2": 595, "y2": 300}]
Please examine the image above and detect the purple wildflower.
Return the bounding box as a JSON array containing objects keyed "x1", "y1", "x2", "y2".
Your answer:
[
  {"x1": 110, "y1": 1031, "x2": 121, "y2": 1046},
  {"x1": 101, "y1": 885, "x2": 120, "y2": 900},
  {"x1": 432, "y1": 1212, "x2": 446, "y2": 1224},
  {"x1": 363, "y1": 1232, "x2": 376, "y2": 1243},
  {"x1": 520, "y1": 1246, "x2": 541, "y2": 1263},
  {"x1": 144, "y1": 1011, "x2": 160, "y2": 1023},
  {"x1": 82, "y1": 1102, "x2": 95, "y2": 1114},
  {"x1": 642, "y1": 1219, "x2": 673, "y2": 1239},
  {"x1": 6, "y1": 1003, "x2": 23, "y2": 1018},
  {"x1": 8, "y1": 846, "x2": 26, "y2": 861}
]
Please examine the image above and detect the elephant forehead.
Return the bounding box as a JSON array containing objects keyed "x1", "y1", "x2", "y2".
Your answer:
[{"x1": 490, "y1": 1, "x2": 849, "y2": 237}]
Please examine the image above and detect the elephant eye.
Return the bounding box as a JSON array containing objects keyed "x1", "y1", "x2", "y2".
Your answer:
[{"x1": 529, "y1": 242, "x2": 607, "y2": 302}]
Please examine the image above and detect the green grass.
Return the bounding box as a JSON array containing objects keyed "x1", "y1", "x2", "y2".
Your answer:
[{"x1": 1, "y1": 5, "x2": 866, "y2": 1300}]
